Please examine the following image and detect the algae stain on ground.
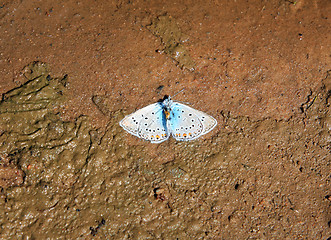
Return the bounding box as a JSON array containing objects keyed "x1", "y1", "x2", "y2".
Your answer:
[
  {"x1": 0, "y1": 62, "x2": 95, "y2": 238},
  {"x1": 0, "y1": 62, "x2": 69, "y2": 152},
  {"x1": 147, "y1": 15, "x2": 196, "y2": 71}
]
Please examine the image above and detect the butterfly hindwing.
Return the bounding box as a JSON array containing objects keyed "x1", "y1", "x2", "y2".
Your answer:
[
  {"x1": 169, "y1": 102, "x2": 217, "y2": 141},
  {"x1": 120, "y1": 103, "x2": 169, "y2": 143},
  {"x1": 137, "y1": 107, "x2": 169, "y2": 143}
]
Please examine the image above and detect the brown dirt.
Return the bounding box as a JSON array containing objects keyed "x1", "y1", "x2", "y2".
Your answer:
[{"x1": 0, "y1": 0, "x2": 330, "y2": 239}]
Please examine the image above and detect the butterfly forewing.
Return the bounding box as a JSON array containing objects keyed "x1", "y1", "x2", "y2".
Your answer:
[
  {"x1": 197, "y1": 110, "x2": 217, "y2": 134},
  {"x1": 120, "y1": 103, "x2": 162, "y2": 136},
  {"x1": 120, "y1": 103, "x2": 169, "y2": 143},
  {"x1": 169, "y1": 103, "x2": 217, "y2": 141}
]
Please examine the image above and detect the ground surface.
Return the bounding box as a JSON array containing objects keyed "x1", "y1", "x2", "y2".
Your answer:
[{"x1": 0, "y1": 0, "x2": 330, "y2": 239}]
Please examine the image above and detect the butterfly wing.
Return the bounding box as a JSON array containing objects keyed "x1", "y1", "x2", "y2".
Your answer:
[
  {"x1": 120, "y1": 103, "x2": 169, "y2": 143},
  {"x1": 168, "y1": 102, "x2": 217, "y2": 141}
]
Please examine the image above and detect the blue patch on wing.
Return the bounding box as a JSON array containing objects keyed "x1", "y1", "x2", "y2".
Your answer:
[{"x1": 168, "y1": 103, "x2": 204, "y2": 141}]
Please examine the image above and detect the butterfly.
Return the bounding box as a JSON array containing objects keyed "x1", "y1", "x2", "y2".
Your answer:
[{"x1": 120, "y1": 95, "x2": 217, "y2": 143}]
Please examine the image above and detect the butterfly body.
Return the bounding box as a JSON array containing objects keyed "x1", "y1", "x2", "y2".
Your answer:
[{"x1": 120, "y1": 96, "x2": 217, "y2": 143}]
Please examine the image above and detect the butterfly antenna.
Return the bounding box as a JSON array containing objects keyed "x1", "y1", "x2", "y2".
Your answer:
[
  {"x1": 172, "y1": 88, "x2": 185, "y2": 98},
  {"x1": 172, "y1": 88, "x2": 192, "y2": 105},
  {"x1": 176, "y1": 100, "x2": 192, "y2": 105}
]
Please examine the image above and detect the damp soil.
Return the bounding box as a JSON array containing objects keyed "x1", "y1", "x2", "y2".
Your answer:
[{"x1": 0, "y1": 0, "x2": 330, "y2": 239}]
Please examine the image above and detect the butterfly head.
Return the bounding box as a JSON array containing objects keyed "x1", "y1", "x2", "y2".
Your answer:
[
  {"x1": 158, "y1": 95, "x2": 171, "y2": 105},
  {"x1": 160, "y1": 95, "x2": 172, "y2": 119}
]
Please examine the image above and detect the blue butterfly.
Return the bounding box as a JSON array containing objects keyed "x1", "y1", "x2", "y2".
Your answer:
[{"x1": 120, "y1": 96, "x2": 217, "y2": 143}]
